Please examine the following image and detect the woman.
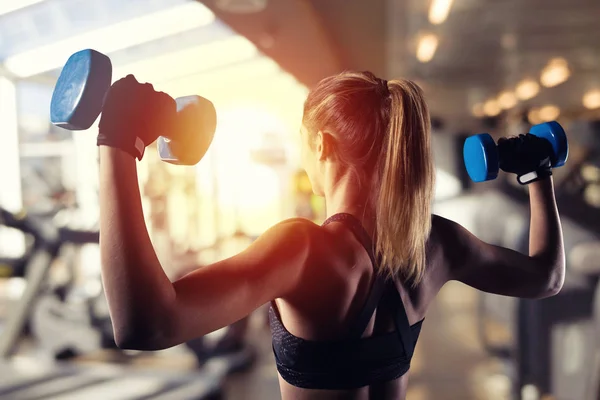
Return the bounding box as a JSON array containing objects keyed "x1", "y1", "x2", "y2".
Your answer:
[{"x1": 96, "y1": 71, "x2": 565, "y2": 399}]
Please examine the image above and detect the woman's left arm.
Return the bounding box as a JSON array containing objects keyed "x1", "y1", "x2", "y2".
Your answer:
[{"x1": 99, "y1": 146, "x2": 311, "y2": 350}]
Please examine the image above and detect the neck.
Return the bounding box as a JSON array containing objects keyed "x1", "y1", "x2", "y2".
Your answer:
[{"x1": 324, "y1": 168, "x2": 375, "y2": 230}]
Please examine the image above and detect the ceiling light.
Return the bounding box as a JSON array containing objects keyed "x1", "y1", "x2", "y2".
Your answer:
[
  {"x1": 497, "y1": 91, "x2": 518, "y2": 109},
  {"x1": 483, "y1": 99, "x2": 501, "y2": 117},
  {"x1": 471, "y1": 103, "x2": 484, "y2": 118},
  {"x1": 428, "y1": 0, "x2": 453, "y2": 25},
  {"x1": 0, "y1": 0, "x2": 44, "y2": 16},
  {"x1": 4, "y1": 2, "x2": 215, "y2": 78},
  {"x1": 538, "y1": 104, "x2": 560, "y2": 121},
  {"x1": 515, "y1": 79, "x2": 539, "y2": 100},
  {"x1": 417, "y1": 34, "x2": 438, "y2": 63},
  {"x1": 582, "y1": 164, "x2": 600, "y2": 182},
  {"x1": 583, "y1": 90, "x2": 600, "y2": 110},
  {"x1": 584, "y1": 184, "x2": 600, "y2": 208},
  {"x1": 540, "y1": 58, "x2": 570, "y2": 88},
  {"x1": 527, "y1": 108, "x2": 542, "y2": 125},
  {"x1": 114, "y1": 36, "x2": 258, "y2": 85}
]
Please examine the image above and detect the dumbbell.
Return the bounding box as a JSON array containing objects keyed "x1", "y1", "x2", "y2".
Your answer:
[
  {"x1": 463, "y1": 121, "x2": 569, "y2": 184},
  {"x1": 50, "y1": 49, "x2": 216, "y2": 165}
]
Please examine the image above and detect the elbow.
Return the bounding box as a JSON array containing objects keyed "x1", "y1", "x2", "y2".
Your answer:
[
  {"x1": 113, "y1": 327, "x2": 171, "y2": 351},
  {"x1": 113, "y1": 332, "x2": 150, "y2": 351},
  {"x1": 114, "y1": 334, "x2": 141, "y2": 351},
  {"x1": 112, "y1": 313, "x2": 176, "y2": 351},
  {"x1": 536, "y1": 265, "x2": 565, "y2": 299},
  {"x1": 109, "y1": 297, "x2": 179, "y2": 350}
]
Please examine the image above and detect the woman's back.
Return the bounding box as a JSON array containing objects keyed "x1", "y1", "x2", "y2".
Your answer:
[
  {"x1": 273, "y1": 213, "x2": 447, "y2": 400},
  {"x1": 93, "y1": 70, "x2": 565, "y2": 400}
]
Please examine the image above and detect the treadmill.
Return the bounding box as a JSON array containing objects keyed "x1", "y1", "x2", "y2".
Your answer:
[{"x1": 0, "y1": 206, "x2": 246, "y2": 400}]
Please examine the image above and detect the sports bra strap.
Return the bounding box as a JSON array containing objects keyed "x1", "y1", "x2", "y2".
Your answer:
[
  {"x1": 384, "y1": 282, "x2": 417, "y2": 358},
  {"x1": 323, "y1": 213, "x2": 386, "y2": 339},
  {"x1": 347, "y1": 273, "x2": 387, "y2": 339}
]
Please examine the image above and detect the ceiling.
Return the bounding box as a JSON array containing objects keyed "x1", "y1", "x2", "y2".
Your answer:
[
  {"x1": 1, "y1": 0, "x2": 600, "y2": 133},
  {"x1": 393, "y1": 0, "x2": 600, "y2": 127},
  {"x1": 200, "y1": 0, "x2": 600, "y2": 131}
]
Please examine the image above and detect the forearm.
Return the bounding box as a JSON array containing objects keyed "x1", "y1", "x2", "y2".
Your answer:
[
  {"x1": 99, "y1": 146, "x2": 176, "y2": 345},
  {"x1": 528, "y1": 176, "x2": 565, "y2": 290}
]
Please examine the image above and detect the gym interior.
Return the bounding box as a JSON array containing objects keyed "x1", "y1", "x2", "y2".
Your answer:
[{"x1": 0, "y1": 0, "x2": 599, "y2": 399}]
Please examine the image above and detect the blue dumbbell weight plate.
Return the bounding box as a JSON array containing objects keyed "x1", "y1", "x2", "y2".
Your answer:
[
  {"x1": 50, "y1": 49, "x2": 112, "y2": 130},
  {"x1": 463, "y1": 133, "x2": 500, "y2": 182},
  {"x1": 529, "y1": 121, "x2": 568, "y2": 167}
]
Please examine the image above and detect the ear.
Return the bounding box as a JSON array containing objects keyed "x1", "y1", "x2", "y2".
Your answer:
[{"x1": 315, "y1": 130, "x2": 334, "y2": 161}]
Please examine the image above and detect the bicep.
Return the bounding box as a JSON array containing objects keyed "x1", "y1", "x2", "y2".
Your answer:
[
  {"x1": 435, "y1": 215, "x2": 552, "y2": 298},
  {"x1": 160, "y1": 219, "x2": 310, "y2": 346}
]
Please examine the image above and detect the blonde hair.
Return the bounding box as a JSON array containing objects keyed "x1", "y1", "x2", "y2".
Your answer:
[{"x1": 302, "y1": 71, "x2": 435, "y2": 284}]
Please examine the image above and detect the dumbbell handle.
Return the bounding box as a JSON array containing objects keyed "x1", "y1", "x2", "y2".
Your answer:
[{"x1": 497, "y1": 135, "x2": 553, "y2": 185}]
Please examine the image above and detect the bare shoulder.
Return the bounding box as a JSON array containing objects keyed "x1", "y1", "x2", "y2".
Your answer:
[
  {"x1": 427, "y1": 214, "x2": 477, "y2": 282},
  {"x1": 248, "y1": 218, "x2": 318, "y2": 258},
  {"x1": 255, "y1": 217, "x2": 325, "y2": 249},
  {"x1": 274, "y1": 217, "x2": 368, "y2": 289},
  {"x1": 431, "y1": 213, "x2": 465, "y2": 235},
  {"x1": 254, "y1": 218, "x2": 344, "y2": 302},
  {"x1": 430, "y1": 214, "x2": 475, "y2": 253},
  {"x1": 247, "y1": 218, "x2": 328, "y2": 275}
]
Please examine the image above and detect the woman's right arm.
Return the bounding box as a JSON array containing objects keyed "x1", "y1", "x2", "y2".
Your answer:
[{"x1": 437, "y1": 177, "x2": 565, "y2": 299}]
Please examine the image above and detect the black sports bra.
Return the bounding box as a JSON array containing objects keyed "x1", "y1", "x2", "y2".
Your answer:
[{"x1": 268, "y1": 213, "x2": 424, "y2": 390}]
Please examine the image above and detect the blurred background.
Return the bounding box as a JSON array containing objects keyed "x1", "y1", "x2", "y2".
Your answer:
[{"x1": 0, "y1": 0, "x2": 599, "y2": 399}]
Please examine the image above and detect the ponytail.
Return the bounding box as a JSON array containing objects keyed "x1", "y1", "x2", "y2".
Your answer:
[
  {"x1": 302, "y1": 72, "x2": 435, "y2": 285},
  {"x1": 375, "y1": 80, "x2": 435, "y2": 284}
]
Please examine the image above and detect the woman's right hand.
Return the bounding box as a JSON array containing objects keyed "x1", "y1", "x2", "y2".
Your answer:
[{"x1": 98, "y1": 75, "x2": 177, "y2": 159}]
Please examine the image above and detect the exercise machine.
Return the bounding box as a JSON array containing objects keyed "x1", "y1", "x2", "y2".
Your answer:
[{"x1": 0, "y1": 206, "x2": 226, "y2": 399}]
